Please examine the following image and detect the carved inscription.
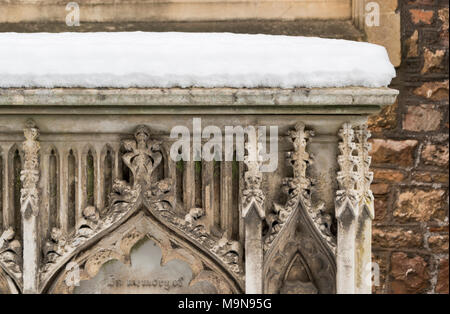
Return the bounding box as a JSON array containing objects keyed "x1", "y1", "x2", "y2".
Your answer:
[{"x1": 74, "y1": 239, "x2": 217, "y2": 294}]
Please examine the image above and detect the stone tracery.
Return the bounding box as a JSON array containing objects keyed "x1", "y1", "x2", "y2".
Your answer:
[{"x1": 37, "y1": 124, "x2": 244, "y2": 293}]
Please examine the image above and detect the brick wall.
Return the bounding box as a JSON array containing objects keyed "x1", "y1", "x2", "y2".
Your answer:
[{"x1": 369, "y1": 0, "x2": 449, "y2": 294}]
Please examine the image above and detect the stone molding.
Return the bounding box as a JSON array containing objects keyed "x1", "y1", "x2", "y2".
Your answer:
[{"x1": 0, "y1": 87, "x2": 399, "y2": 115}]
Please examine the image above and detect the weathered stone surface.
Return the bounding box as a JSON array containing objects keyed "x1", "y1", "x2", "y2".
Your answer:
[
  {"x1": 410, "y1": 9, "x2": 434, "y2": 24},
  {"x1": 406, "y1": 30, "x2": 419, "y2": 58},
  {"x1": 0, "y1": 20, "x2": 367, "y2": 41},
  {"x1": 413, "y1": 80, "x2": 449, "y2": 101},
  {"x1": 370, "y1": 139, "x2": 418, "y2": 167},
  {"x1": 421, "y1": 144, "x2": 449, "y2": 168},
  {"x1": 0, "y1": 0, "x2": 353, "y2": 23},
  {"x1": 394, "y1": 189, "x2": 446, "y2": 223},
  {"x1": 373, "y1": 227, "x2": 423, "y2": 249},
  {"x1": 428, "y1": 234, "x2": 449, "y2": 254},
  {"x1": 74, "y1": 238, "x2": 217, "y2": 294},
  {"x1": 0, "y1": 87, "x2": 398, "y2": 116},
  {"x1": 373, "y1": 169, "x2": 405, "y2": 182},
  {"x1": 390, "y1": 252, "x2": 430, "y2": 294},
  {"x1": 368, "y1": 100, "x2": 398, "y2": 133},
  {"x1": 3, "y1": 97, "x2": 393, "y2": 294},
  {"x1": 421, "y1": 48, "x2": 446, "y2": 74},
  {"x1": 436, "y1": 259, "x2": 449, "y2": 294},
  {"x1": 403, "y1": 105, "x2": 442, "y2": 132}
]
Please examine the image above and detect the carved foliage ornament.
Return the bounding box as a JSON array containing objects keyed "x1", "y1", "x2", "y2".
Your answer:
[
  {"x1": 0, "y1": 119, "x2": 39, "y2": 289},
  {"x1": 262, "y1": 123, "x2": 337, "y2": 294},
  {"x1": 335, "y1": 123, "x2": 360, "y2": 220},
  {"x1": 21, "y1": 119, "x2": 40, "y2": 218},
  {"x1": 264, "y1": 123, "x2": 336, "y2": 254},
  {"x1": 335, "y1": 123, "x2": 374, "y2": 221},
  {"x1": 354, "y1": 125, "x2": 374, "y2": 219},
  {"x1": 242, "y1": 130, "x2": 265, "y2": 220},
  {"x1": 0, "y1": 227, "x2": 22, "y2": 284}
]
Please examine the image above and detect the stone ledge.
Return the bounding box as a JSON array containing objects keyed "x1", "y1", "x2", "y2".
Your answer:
[
  {"x1": 0, "y1": 0, "x2": 352, "y2": 23},
  {"x1": 0, "y1": 20, "x2": 364, "y2": 41},
  {"x1": 0, "y1": 87, "x2": 399, "y2": 115}
]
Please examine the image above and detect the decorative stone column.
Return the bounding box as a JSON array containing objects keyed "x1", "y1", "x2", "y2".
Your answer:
[
  {"x1": 355, "y1": 125, "x2": 374, "y2": 294},
  {"x1": 242, "y1": 130, "x2": 265, "y2": 294},
  {"x1": 335, "y1": 123, "x2": 375, "y2": 294},
  {"x1": 335, "y1": 123, "x2": 360, "y2": 294},
  {"x1": 20, "y1": 119, "x2": 41, "y2": 294}
]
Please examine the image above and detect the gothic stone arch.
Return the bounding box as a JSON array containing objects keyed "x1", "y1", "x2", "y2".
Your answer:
[{"x1": 36, "y1": 124, "x2": 244, "y2": 294}]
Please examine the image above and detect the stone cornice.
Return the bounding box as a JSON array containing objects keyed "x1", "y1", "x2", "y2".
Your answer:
[{"x1": 0, "y1": 87, "x2": 399, "y2": 115}]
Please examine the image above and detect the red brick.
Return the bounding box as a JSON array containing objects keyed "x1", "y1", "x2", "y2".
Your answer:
[
  {"x1": 422, "y1": 48, "x2": 446, "y2": 74},
  {"x1": 412, "y1": 171, "x2": 449, "y2": 184},
  {"x1": 429, "y1": 225, "x2": 449, "y2": 233},
  {"x1": 408, "y1": 0, "x2": 434, "y2": 4},
  {"x1": 373, "y1": 227, "x2": 423, "y2": 249},
  {"x1": 374, "y1": 196, "x2": 388, "y2": 222},
  {"x1": 403, "y1": 105, "x2": 442, "y2": 132},
  {"x1": 371, "y1": 183, "x2": 390, "y2": 195},
  {"x1": 413, "y1": 80, "x2": 449, "y2": 101},
  {"x1": 390, "y1": 252, "x2": 430, "y2": 294},
  {"x1": 428, "y1": 234, "x2": 449, "y2": 253},
  {"x1": 373, "y1": 168, "x2": 405, "y2": 182},
  {"x1": 436, "y1": 259, "x2": 449, "y2": 294},
  {"x1": 410, "y1": 9, "x2": 434, "y2": 24},
  {"x1": 394, "y1": 189, "x2": 447, "y2": 223},
  {"x1": 421, "y1": 144, "x2": 449, "y2": 168},
  {"x1": 368, "y1": 100, "x2": 398, "y2": 133},
  {"x1": 370, "y1": 139, "x2": 418, "y2": 167}
]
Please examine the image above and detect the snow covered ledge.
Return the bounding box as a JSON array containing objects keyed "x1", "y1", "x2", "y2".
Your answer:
[{"x1": 0, "y1": 33, "x2": 398, "y2": 295}]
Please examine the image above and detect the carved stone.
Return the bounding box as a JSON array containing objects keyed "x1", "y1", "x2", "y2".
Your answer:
[
  {"x1": 21, "y1": 119, "x2": 40, "y2": 293},
  {"x1": 354, "y1": 125, "x2": 374, "y2": 294},
  {"x1": 0, "y1": 227, "x2": 22, "y2": 288},
  {"x1": 0, "y1": 87, "x2": 397, "y2": 294},
  {"x1": 38, "y1": 125, "x2": 243, "y2": 293},
  {"x1": 335, "y1": 123, "x2": 374, "y2": 294},
  {"x1": 263, "y1": 123, "x2": 336, "y2": 294},
  {"x1": 242, "y1": 130, "x2": 265, "y2": 294}
]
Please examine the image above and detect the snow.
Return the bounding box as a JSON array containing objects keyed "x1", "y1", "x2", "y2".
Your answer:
[{"x1": 0, "y1": 32, "x2": 396, "y2": 89}]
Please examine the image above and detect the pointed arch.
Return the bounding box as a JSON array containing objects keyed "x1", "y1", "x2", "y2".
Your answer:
[
  {"x1": 263, "y1": 201, "x2": 336, "y2": 294},
  {"x1": 45, "y1": 212, "x2": 240, "y2": 294},
  {"x1": 39, "y1": 125, "x2": 244, "y2": 294}
]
